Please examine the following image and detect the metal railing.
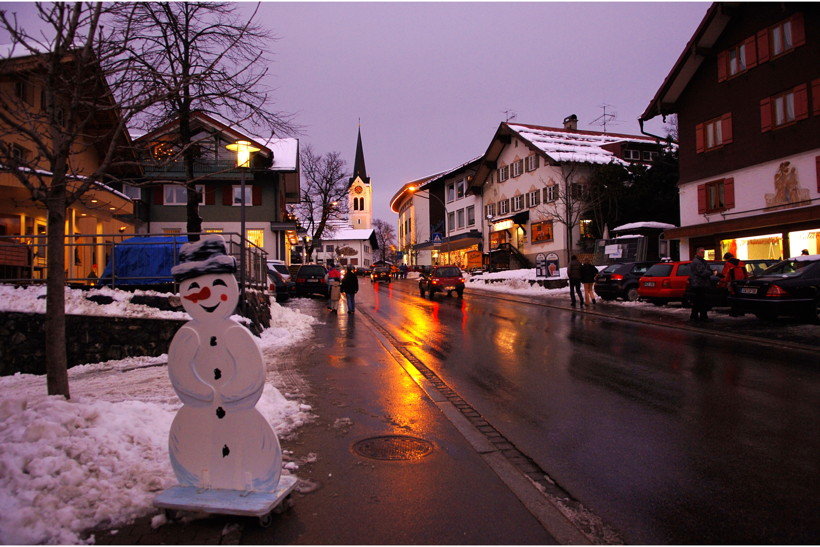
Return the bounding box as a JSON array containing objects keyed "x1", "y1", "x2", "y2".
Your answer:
[{"x1": 0, "y1": 232, "x2": 268, "y2": 291}]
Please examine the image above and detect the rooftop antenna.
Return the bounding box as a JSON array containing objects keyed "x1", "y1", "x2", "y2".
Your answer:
[
  {"x1": 502, "y1": 109, "x2": 517, "y2": 123},
  {"x1": 590, "y1": 103, "x2": 619, "y2": 133}
]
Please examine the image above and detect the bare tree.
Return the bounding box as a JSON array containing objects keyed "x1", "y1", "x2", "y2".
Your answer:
[
  {"x1": 129, "y1": 2, "x2": 297, "y2": 240},
  {"x1": 290, "y1": 144, "x2": 349, "y2": 261},
  {"x1": 372, "y1": 219, "x2": 396, "y2": 262},
  {"x1": 536, "y1": 165, "x2": 600, "y2": 261},
  {"x1": 0, "y1": 3, "x2": 165, "y2": 398}
]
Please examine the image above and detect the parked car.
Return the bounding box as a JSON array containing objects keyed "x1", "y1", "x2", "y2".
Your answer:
[
  {"x1": 729, "y1": 256, "x2": 820, "y2": 321},
  {"x1": 593, "y1": 261, "x2": 655, "y2": 302},
  {"x1": 708, "y1": 258, "x2": 781, "y2": 307},
  {"x1": 371, "y1": 266, "x2": 392, "y2": 283},
  {"x1": 637, "y1": 260, "x2": 721, "y2": 306},
  {"x1": 294, "y1": 264, "x2": 329, "y2": 298},
  {"x1": 267, "y1": 270, "x2": 295, "y2": 302},
  {"x1": 419, "y1": 265, "x2": 465, "y2": 298},
  {"x1": 266, "y1": 259, "x2": 292, "y2": 283}
]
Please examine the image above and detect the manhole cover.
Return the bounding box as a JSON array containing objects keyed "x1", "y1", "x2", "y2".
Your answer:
[{"x1": 352, "y1": 435, "x2": 434, "y2": 461}]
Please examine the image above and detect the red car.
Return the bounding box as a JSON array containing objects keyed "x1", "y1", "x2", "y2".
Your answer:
[
  {"x1": 419, "y1": 266, "x2": 465, "y2": 298},
  {"x1": 637, "y1": 260, "x2": 721, "y2": 306}
]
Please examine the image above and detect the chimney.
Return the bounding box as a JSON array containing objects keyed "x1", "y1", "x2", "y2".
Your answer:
[{"x1": 563, "y1": 114, "x2": 578, "y2": 130}]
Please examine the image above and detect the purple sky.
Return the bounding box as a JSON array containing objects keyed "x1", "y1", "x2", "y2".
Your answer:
[{"x1": 1, "y1": 2, "x2": 710, "y2": 223}]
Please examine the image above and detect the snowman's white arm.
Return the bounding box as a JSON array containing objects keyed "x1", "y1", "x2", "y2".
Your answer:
[
  {"x1": 220, "y1": 325, "x2": 265, "y2": 406},
  {"x1": 168, "y1": 325, "x2": 214, "y2": 405}
]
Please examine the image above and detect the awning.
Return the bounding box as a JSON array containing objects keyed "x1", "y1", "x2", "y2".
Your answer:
[
  {"x1": 663, "y1": 204, "x2": 820, "y2": 240},
  {"x1": 414, "y1": 230, "x2": 482, "y2": 251},
  {"x1": 489, "y1": 210, "x2": 529, "y2": 225}
]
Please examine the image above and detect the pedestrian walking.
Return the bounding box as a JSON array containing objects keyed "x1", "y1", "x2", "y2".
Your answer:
[
  {"x1": 326, "y1": 266, "x2": 342, "y2": 312},
  {"x1": 688, "y1": 247, "x2": 713, "y2": 322},
  {"x1": 340, "y1": 266, "x2": 359, "y2": 314},
  {"x1": 580, "y1": 259, "x2": 598, "y2": 306},
  {"x1": 567, "y1": 255, "x2": 583, "y2": 308},
  {"x1": 400, "y1": 264, "x2": 408, "y2": 279}
]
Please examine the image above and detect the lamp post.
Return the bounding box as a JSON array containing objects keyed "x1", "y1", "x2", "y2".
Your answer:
[{"x1": 225, "y1": 140, "x2": 260, "y2": 300}]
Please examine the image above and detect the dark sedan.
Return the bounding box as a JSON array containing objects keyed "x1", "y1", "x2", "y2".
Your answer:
[
  {"x1": 594, "y1": 261, "x2": 655, "y2": 302},
  {"x1": 294, "y1": 264, "x2": 329, "y2": 298},
  {"x1": 729, "y1": 256, "x2": 820, "y2": 321}
]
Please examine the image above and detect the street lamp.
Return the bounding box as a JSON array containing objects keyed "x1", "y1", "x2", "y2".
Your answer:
[{"x1": 225, "y1": 140, "x2": 260, "y2": 299}]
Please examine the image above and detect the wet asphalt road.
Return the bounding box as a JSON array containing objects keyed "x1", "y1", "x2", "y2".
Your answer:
[{"x1": 356, "y1": 279, "x2": 819, "y2": 544}]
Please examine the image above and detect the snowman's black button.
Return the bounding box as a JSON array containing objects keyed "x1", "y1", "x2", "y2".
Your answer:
[
  {"x1": 222, "y1": 444, "x2": 230, "y2": 457},
  {"x1": 216, "y1": 407, "x2": 225, "y2": 419},
  {"x1": 210, "y1": 336, "x2": 217, "y2": 346},
  {"x1": 213, "y1": 368, "x2": 221, "y2": 380}
]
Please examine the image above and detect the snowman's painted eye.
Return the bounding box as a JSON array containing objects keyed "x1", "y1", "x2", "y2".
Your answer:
[
  {"x1": 189, "y1": 282, "x2": 200, "y2": 289},
  {"x1": 213, "y1": 279, "x2": 227, "y2": 287}
]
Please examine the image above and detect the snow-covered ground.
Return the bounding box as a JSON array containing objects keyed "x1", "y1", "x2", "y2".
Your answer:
[{"x1": 0, "y1": 286, "x2": 318, "y2": 545}]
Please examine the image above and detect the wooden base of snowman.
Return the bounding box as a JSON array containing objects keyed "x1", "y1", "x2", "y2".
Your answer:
[{"x1": 153, "y1": 238, "x2": 296, "y2": 527}]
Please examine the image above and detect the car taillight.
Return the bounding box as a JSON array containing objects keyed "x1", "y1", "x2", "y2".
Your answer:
[
  {"x1": 766, "y1": 284, "x2": 788, "y2": 297},
  {"x1": 297, "y1": 277, "x2": 306, "y2": 283},
  {"x1": 432, "y1": 278, "x2": 440, "y2": 284},
  {"x1": 662, "y1": 279, "x2": 671, "y2": 288},
  {"x1": 610, "y1": 274, "x2": 623, "y2": 281},
  {"x1": 459, "y1": 278, "x2": 464, "y2": 283}
]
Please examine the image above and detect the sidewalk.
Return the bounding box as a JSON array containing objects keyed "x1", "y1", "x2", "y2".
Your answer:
[{"x1": 94, "y1": 297, "x2": 560, "y2": 545}]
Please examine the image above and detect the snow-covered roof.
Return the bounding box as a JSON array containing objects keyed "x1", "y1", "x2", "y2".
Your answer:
[
  {"x1": 612, "y1": 221, "x2": 677, "y2": 232},
  {"x1": 322, "y1": 228, "x2": 375, "y2": 242},
  {"x1": 508, "y1": 123, "x2": 657, "y2": 166},
  {"x1": 266, "y1": 138, "x2": 298, "y2": 171}
]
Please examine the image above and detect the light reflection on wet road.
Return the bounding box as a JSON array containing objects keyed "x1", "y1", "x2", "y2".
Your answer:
[{"x1": 359, "y1": 280, "x2": 820, "y2": 544}]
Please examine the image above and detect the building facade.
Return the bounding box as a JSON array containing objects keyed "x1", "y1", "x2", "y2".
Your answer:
[{"x1": 641, "y1": 3, "x2": 819, "y2": 260}]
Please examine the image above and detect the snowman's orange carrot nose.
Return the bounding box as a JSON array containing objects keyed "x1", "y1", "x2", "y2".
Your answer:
[{"x1": 184, "y1": 286, "x2": 211, "y2": 303}]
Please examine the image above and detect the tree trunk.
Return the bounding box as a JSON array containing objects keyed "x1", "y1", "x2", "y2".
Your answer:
[
  {"x1": 45, "y1": 189, "x2": 70, "y2": 398},
  {"x1": 179, "y1": 106, "x2": 201, "y2": 241}
]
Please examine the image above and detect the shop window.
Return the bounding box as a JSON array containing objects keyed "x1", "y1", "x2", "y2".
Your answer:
[
  {"x1": 246, "y1": 229, "x2": 264, "y2": 249},
  {"x1": 531, "y1": 221, "x2": 554, "y2": 243},
  {"x1": 490, "y1": 230, "x2": 508, "y2": 248},
  {"x1": 787, "y1": 229, "x2": 819, "y2": 256},
  {"x1": 695, "y1": 113, "x2": 733, "y2": 152}
]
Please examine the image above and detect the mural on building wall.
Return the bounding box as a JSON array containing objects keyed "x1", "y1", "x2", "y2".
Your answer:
[{"x1": 765, "y1": 161, "x2": 809, "y2": 209}]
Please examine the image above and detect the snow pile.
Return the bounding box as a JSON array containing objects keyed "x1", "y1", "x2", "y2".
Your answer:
[{"x1": 0, "y1": 286, "x2": 318, "y2": 544}]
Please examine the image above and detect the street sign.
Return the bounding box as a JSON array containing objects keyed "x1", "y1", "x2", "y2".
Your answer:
[
  {"x1": 430, "y1": 233, "x2": 444, "y2": 244},
  {"x1": 535, "y1": 253, "x2": 547, "y2": 277}
]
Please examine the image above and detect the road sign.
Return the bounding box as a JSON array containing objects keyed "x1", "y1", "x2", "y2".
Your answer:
[{"x1": 430, "y1": 233, "x2": 444, "y2": 244}]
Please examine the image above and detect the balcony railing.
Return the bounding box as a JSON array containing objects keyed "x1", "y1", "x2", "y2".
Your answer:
[
  {"x1": 0, "y1": 232, "x2": 268, "y2": 292},
  {"x1": 141, "y1": 159, "x2": 249, "y2": 180}
]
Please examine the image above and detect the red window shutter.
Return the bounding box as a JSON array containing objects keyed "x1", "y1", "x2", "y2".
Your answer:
[
  {"x1": 252, "y1": 184, "x2": 262, "y2": 206},
  {"x1": 794, "y1": 83, "x2": 809, "y2": 121},
  {"x1": 695, "y1": 123, "x2": 705, "y2": 153},
  {"x1": 204, "y1": 184, "x2": 216, "y2": 205},
  {"x1": 791, "y1": 12, "x2": 805, "y2": 48},
  {"x1": 717, "y1": 51, "x2": 728, "y2": 82},
  {"x1": 697, "y1": 184, "x2": 707, "y2": 214},
  {"x1": 744, "y1": 36, "x2": 757, "y2": 68},
  {"x1": 222, "y1": 185, "x2": 233, "y2": 206},
  {"x1": 153, "y1": 186, "x2": 164, "y2": 205},
  {"x1": 723, "y1": 178, "x2": 735, "y2": 209},
  {"x1": 760, "y1": 98, "x2": 772, "y2": 132},
  {"x1": 721, "y1": 113, "x2": 733, "y2": 144},
  {"x1": 812, "y1": 79, "x2": 820, "y2": 116},
  {"x1": 757, "y1": 29, "x2": 770, "y2": 63}
]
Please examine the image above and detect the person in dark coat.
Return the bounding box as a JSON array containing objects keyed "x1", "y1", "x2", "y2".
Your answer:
[
  {"x1": 567, "y1": 255, "x2": 583, "y2": 307},
  {"x1": 580, "y1": 259, "x2": 598, "y2": 306},
  {"x1": 688, "y1": 247, "x2": 713, "y2": 322},
  {"x1": 340, "y1": 266, "x2": 359, "y2": 313}
]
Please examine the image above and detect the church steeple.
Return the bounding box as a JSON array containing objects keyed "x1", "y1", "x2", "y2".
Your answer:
[{"x1": 350, "y1": 126, "x2": 370, "y2": 186}]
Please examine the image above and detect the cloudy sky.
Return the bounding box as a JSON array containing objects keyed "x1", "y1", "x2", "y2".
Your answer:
[{"x1": 1, "y1": 1, "x2": 710, "y2": 222}]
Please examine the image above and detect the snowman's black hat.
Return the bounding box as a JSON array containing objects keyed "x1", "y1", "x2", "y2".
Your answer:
[{"x1": 171, "y1": 235, "x2": 237, "y2": 282}]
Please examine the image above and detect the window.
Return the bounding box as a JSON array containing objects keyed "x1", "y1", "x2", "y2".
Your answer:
[
  {"x1": 14, "y1": 80, "x2": 30, "y2": 103},
  {"x1": 163, "y1": 228, "x2": 181, "y2": 234},
  {"x1": 447, "y1": 183, "x2": 455, "y2": 202},
  {"x1": 760, "y1": 84, "x2": 809, "y2": 132},
  {"x1": 326, "y1": 245, "x2": 334, "y2": 253},
  {"x1": 498, "y1": 165, "x2": 509, "y2": 182},
  {"x1": 624, "y1": 149, "x2": 641, "y2": 161},
  {"x1": 122, "y1": 184, "x2": 141, "y2": 200},
  {"x1": 697, "y1": 178, "x2": 735, "y2": 213},
  {"x1": 485, "y1": 203, "x2": 496, "y2": 218},
  {"x1": 232, "y1": 185, "x2": 252, "y2": 206},
  {"x1": 544, "y1": 185, "x2": 558, "y2": 203},
  {"x1": 204, "y1": 228, "x2": 223, "y2": 233},
  {"x1": 531, "y1": 221, "x2": 554, "y2": 243},
  {"x1": 511, "y1": 160, "x2": 523, "y2": 178},
  {"x1": 695, "y1": 114, "x2": 733, "y2": 152},
  {"x1": 9, "y1": 143, "x2": 28, "y2": 162},
  {"x1": 166, "y1": 184, "x2": 205, "y2": 205},
  {"x1": 447, "y1": 212, "x2": 455, "y2": 233},
  {"x1": 457, "y1": 208, "x2": 465, "y2": 229},
  {"x1": 467, "y1": 205, "x2": 475, "y2": 226},
  {"x1": 571, "y1": 183, "x2": 585, "y2": 200},
  {"x1": 643, "y1": 151, "x2": 658, "y2": 162},
  {"x1": 527, "y1": 190, "x2": 540, "y2": 208},
  {"x1": 512, "y1": 195, "x2": 524, "y2": 211},
  {"x1": 364, "y1": 245, "x2": 370, "y2": 253},
  {"x1": 771, "y1": 19, "x2": 793, "y2": 57},
  {"x1": 498, "y1": 199, "x2": 509, "y2": 215},
  {"x1": 525, "y1": 154, "x2": 540, "y2": 172},
  {"x1": 246, "y1": 229, "x2": 264, "y2": 249},
  {"x1": 729, "y1": 43, "x2": 748, "y2": 75},
  {"x1": 757, "y1": 13, "x2": 805, "y2": 64},
  {"x1": 456, "y1": 179, "x2": 466, "y2": 199}
]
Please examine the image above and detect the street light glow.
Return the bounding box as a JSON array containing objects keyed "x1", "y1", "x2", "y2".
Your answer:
[{"x1": 225, "y1": 140, "x2": 260, "y2": 169}]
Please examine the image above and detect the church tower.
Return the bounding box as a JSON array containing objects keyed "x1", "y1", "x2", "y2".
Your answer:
[{"x1": 348, "y1": 126, "x2": 372, "y2": 229}]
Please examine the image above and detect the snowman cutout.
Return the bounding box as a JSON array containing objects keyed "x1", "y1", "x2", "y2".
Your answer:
[{"x1": 167, "y1": 235, "x2": 282, "y2": 493}]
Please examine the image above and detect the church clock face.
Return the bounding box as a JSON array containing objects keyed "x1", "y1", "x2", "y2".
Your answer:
[{"x1": 353, "y1": 186, "x2": 363, "y2": 195}]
